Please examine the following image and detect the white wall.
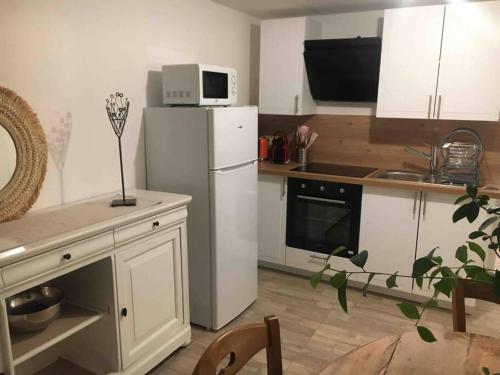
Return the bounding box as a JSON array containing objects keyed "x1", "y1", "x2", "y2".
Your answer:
[
  {"x1": 310, "y1": 10, "x2": 384, "y2": 115},
  {"x1": 0, "y1": 0, "x2": 259, "y2": 210}
]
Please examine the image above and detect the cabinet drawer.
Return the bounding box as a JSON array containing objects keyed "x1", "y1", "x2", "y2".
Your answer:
[
  {"x1": 2, "y1": 231, "x2": 114, "y2": 287},
  {"x1": 114, "y1": 210, "x2": 185, "y2": 245}
]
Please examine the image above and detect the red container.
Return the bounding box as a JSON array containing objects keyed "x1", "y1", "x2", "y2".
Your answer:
[{"x1": 259, "y1": 136, "x2": 269, "y2": 161}]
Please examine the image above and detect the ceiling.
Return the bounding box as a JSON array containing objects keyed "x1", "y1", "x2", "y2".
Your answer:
[{"x1": 211, "y1": 0, "x2": 481, "y2": 18}]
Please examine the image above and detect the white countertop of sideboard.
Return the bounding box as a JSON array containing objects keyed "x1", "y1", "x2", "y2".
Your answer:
[{"x1": 0, "y1": 189, "x2": 191, "y2": 267}]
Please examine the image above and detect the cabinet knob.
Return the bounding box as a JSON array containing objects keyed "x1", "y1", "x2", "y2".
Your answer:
[
  {"x1": 152, "y1": 221, "x2": 160, "y2": 229},
  {"x1": 62, "y1": 253, "x2": 72, "y2": 261},
  {"x1": 121, "y1": 308, "x2": 128, "y2": 317}
]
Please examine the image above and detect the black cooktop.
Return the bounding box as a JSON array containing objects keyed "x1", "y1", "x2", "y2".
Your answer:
[{"x1": 291, "y1": 163, "x2": 377, "y2": 178}]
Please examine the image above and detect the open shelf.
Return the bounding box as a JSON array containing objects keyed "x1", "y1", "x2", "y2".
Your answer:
[
  {"x1": 34, "y1": 358, "x2": 95, "y2": 375},
  {"x1": 11, "y1": 304, "x2": 105, "y2": 366}
]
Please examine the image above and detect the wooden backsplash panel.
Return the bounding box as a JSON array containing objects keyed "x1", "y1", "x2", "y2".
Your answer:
[{"x1": 259, "y1": 114, "x2": 500, "y2": 186}]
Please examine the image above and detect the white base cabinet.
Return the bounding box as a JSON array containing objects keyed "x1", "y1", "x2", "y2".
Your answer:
[
  {"x1": 258, "y1": 175, "x2": 287, "y2": 265},
  {"x1": 358, "y1": 186, "x2": 420, "y2": 293},
  {"x1": 414, "y1": 192, "x2": 493, "y2": 303},
  {"x1": 0, "y1": 190, "x2": 191, "y2": 375},
  {"x1": 115, "y1": 225, "x2": 189, "y2": 369}
]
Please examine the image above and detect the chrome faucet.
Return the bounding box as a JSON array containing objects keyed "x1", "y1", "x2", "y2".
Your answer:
[{"x1": 404, "y1": 143, "x2": 438, "y2": 179}]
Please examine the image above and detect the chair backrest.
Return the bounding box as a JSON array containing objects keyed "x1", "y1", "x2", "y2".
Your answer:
[
  {"x1": 193, "y1": 315, "x2": 282, "y2": 375},
  {"x1": 452, "y1": 278, "x2": 500, "y2": 332}
]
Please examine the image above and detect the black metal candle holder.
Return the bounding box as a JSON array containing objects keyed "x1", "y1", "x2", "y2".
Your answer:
[{"x1": 105, "y1": 92, "x2": 136, "y2": 207}]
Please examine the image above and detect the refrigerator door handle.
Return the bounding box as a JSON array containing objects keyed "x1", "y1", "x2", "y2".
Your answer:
[{"x1": 212, "y1": 160, "x2": 258, "y2": 175}]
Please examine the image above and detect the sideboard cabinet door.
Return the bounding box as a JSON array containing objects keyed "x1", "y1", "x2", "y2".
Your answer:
[{"x1": 115, "y1": 226, "x2": 185, "y2": 369}]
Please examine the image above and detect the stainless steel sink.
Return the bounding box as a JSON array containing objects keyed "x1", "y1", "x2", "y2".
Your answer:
[{"x1": 372, "y1": 170, "x2": 428, "y2": 183}]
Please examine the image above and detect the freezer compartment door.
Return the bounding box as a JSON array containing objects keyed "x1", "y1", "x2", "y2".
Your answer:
[
  {"x1": 209, "y1": 106, "x2": 258, "y2": 170},
  {"x1": 210, "y1": 161, "x2": 258, "y2": 329}
]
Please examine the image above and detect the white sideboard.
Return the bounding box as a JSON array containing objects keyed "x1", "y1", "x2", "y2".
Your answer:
[{"x1": 0, "y1": 189, "x2": 191, "y2": 375}]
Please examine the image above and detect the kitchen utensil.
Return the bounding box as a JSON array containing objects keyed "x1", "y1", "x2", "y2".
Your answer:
[
  {"x1": 7, "y1": 286, "x2": 64, "y2": 333},
  {"x1": 259, "y1": 136, "x2": 269, "y2": 161},
  {"x1": 306, "y1": 132, "x2": 318, "y2": 149},
  {"x1": 272, "y1": 131, "x2": 289, "y2": 164}
]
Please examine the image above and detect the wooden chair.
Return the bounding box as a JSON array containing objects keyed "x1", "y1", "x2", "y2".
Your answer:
[
  {"x1": 192, "y1": 315, "x2": 283, "y2": 375},
  {"x1": 452, "y1": 278, "x2": 500, "y2": 332}
]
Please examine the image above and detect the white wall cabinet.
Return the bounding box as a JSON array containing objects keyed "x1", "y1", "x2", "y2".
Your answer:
[
  {"x1": 115, "y1": 226, "x2": 187, "y2": 369},
  {"x1": 436, "y1": 1, "x2": 500, "y2": 121},
  {"x1": 358, "y1": 186, "x2": 421, "y2": 293},
  {"x1": 259, "y1": 17, "x2": 320, "y2": 115},
  {"x1": 377, "y1": 2, "x2": 500, "y2": 121},
  {"x1": 258, "y1": 175, "x2": 287, "y2": 264},
  {"x1": 376, "y1": 5, "x2": 444, "y2": 119}
]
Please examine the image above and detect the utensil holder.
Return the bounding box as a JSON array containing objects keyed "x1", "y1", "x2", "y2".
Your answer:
[{"x1": 298, "y1": 147, "x2": 308, "y2": 165}]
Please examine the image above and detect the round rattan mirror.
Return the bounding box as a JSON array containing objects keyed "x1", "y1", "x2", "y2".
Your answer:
[{"x1": 0, "y1": 87, "x2": 47, "y2": 223}]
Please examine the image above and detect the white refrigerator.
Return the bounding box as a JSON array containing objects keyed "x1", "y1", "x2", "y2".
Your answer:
[{"x1": 144, "y1": 106, "x2": 258, "y2": 330}]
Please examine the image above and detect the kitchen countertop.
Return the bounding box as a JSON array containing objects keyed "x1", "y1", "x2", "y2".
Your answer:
[
  {"x1": 258, "y1": 161, "x2": 500, "y2": 199},
  {"x1": 0, "y1": 189, "x2": 192, "y2": 267}
]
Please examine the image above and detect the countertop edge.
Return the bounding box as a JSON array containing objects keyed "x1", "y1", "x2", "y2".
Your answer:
[{"x1": 258, "y1": 162, "x2": 500, "y2": 199}]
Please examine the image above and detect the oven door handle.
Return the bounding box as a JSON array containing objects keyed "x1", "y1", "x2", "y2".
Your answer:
[{"x1": 296, "y1": 195, "x2": 346, "y2": 205}]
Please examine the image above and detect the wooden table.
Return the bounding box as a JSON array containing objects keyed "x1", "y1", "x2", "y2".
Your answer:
[{"x1": 320, "y1": 331, "x2": 500, "y2": 374}]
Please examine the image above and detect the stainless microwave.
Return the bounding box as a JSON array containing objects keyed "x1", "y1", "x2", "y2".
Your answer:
[{"x1": 162, "y1": 64, "x2": 237, "y2": 106}]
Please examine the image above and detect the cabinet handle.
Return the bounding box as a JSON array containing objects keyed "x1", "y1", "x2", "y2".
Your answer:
[
  {"x1": 62, "y1": 253, "x2": 72, "y2": 261},
  {"x1": 294, "y1": 94, "x2": 299, "y2": 115},
  {"x1": 427, "y1": 95, "x2": 432, "y2": 119},
  {"x1": 413, "y1": 192, "x2": 418, "y2": 217},
  {"x1": 121, "y1": 308, "x2": 128, "y2": 317},
  {"x1": 423, "y1": 192, "x2": 428, "y2": 218},
  {"x1": 281, "y1": 177, "x2": 286, "y2": 200},
  {"x1": 152, "y1": 221, "x2": 160, "y2": 229},
  {"x1": 437, "y1": 95, "x2": 442, "y2": 119},
  {"x1": 310, "y1": 254, "x2": 329, "y2": 261}
]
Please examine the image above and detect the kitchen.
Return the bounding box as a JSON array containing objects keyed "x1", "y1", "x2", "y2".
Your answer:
[{"x1": 0, "y1": 0, "x2": 499, "y2": 374}]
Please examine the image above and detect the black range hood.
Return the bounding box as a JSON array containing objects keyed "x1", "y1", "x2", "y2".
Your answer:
[{"x1": 303, "y1": 37, "x2": 382, "y2": 102}]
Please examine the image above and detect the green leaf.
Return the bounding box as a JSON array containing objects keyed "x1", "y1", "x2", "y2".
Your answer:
[
  {"x1": 476, "y1": 195, "x2": 489, "y2": 207},
  {"x1": 455, "y1": 245, "x2": 468, "y2": 263},
  {"x1": 482, "y1": 367, "x2": 490, "y2": 375},
  {"x1": 455, "y1": 194, "x2": 470, "y2": 205},
  {"x1": 464, "y1": 265, "x2": 485, "y2": 278},
  {"x1": 350, "y1": 250, "x2": 368, "y2": 269},
  {"x1": 434, "y1": 279, "x2": 453, "y2": 298},
  {"x1": 428, "y1": 268, "x2": 442, "y2": 288},
  {"x1": 397, "y1": 302, "x2": 420, "y2": 320},
  {"x1": 432, "y1": 256, "x2": 443, "y2": 266},
  {"x1": 479, "y1": 217, "x2": 499, "y2": 231},
  {"x1": 453, "y1": 202, "x2": 480, "y2": 223},
  {"x1": 426, "y1": 247, "x2": 439, "y2": 259},
  {"x1": 466, "y1": 185, "x2": 478, "y2": 199},
  {"x1": 440, "y1": 267, "x2": 458, "y2": 288},
  {"x1": 417, "y1": 326, "x2": 437, "y2": 343},
  {"x1": 310, "y1": 271, "x2": 323, "y2": 288},
  {"x1": 362, "y1": 273, "x2": 376, "y2": 297},
  {"x1": 386, "y1": 272, "x2": 398, "y2": 289},
  {"x1": 338, "y1": 282, "x2": 348, "y2": 313},
  {"x1": 467, "y1": 241, "x2": 486, "y2": 262},
  {"x1": 329, "y1": 271, "x2": 347, "y2": 289},
  {"x1": 469, "y1": 231, "x2": 487, "y2": 239},
  {"x1": 415, "y1": 276, "x2": 424, "y2": 289},
  {"x1": 473, "y1": 271, "x2": 495, "y2": 284},
  {"x1": 412, "y1": 257, "x2": 436, "y2": 277},
  {"x1": 331, "y1": 245, "x2": 347, "y2": 256}
]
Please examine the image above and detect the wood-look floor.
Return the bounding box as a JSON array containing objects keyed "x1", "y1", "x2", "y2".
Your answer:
[{"x1": 150, "y1": 267, "x2": 500, "y2": 374}]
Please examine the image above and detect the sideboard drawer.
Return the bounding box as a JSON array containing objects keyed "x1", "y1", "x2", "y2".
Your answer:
[
  {"x1": 114, "y1": 208, "x2": 186, "y2": 245},
  {"x1": 2, "y1": 231, "x2": 114, "y2": 287}
]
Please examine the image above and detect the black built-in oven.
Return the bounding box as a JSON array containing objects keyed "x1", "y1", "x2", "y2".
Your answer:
[{"x1": 286, "y1": 178, "x2": 362, "y2": 258}]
